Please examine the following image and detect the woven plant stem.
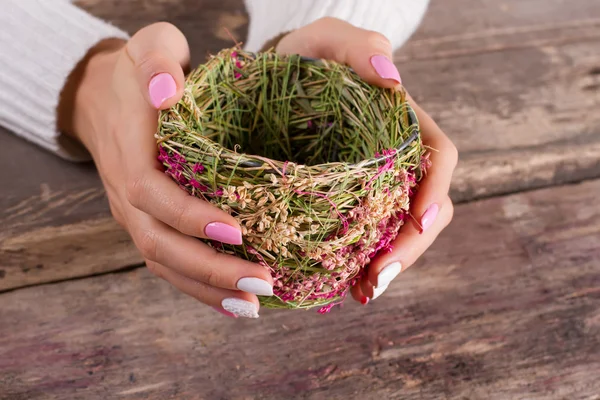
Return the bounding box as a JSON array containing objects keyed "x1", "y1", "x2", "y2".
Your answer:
[{"x1": 156, "y1": 48, "x2": 427, "y2": 312}]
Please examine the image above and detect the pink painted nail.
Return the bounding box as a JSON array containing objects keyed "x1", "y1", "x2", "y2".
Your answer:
[
  {"x1": 370, "y1": 55, "x2": 402, "y2": 84},
  {"x1": 213, "y1": 307, "x2": 238, "y2": 318},
  {"x1": 205, "y1": 222, "x2": 243, "y2": 245},
  {"x1": 420, "y1": 203, "x2": 439, "y2": 233},
  {"x1": 148, "y1": 73, "x2": 177, "y2": 108}
]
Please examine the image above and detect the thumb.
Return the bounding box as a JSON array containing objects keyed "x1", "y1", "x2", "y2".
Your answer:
[
  {"x1": 126, "y1": 22, "x2": 190, "y2": 110},
  {"x1": 277, "y1": 17, "x2": 400, "y2": 89}
]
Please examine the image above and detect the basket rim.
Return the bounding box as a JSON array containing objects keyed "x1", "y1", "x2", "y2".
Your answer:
[{"x1": 158, "y1": 49, "x2": 423, "y2": 178}]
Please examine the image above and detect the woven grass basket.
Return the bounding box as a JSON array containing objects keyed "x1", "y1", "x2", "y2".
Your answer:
[{"x1": 156, "y1": 48, "x2": 427, "y2": 313}]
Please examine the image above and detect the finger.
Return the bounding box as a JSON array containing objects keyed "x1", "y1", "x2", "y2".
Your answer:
[
  {"x1": 126, "y1": 22, "x2": 190, "y2": 109},
  {"x1": 350, "y1": 282, "x2": 369, "y2": 305},
  {"x1": 129, "y1": 209, "x2": 274, "y2": 296},
  {"x1": 277, "y1": 17, "x2": 400, "y2": 88},
  {"x1": 408, "y1": 97, "x2": 459, "y2": 233},
  {"x1": 363, "y1": 196, "x2": 454, "y2": 299},
  {"x1": 126, "y1": 167, "x2": 243, "y2": 245},
  {"x1": 146, "y1": 260, "x2": 261, "y2": 318}
]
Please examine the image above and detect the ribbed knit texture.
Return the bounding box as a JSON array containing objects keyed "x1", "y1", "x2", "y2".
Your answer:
[
  {"x1": 0, "y1": 0, "x2": 129, "y2": 160},
  {"x1": 244, "y1": 0, "x2": 429, "y2": 52},
  {"x1": 0, "y1": 0, "x2": 429, "y2": 160}
]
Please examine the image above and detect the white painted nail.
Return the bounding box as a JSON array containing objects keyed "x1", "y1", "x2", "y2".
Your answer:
[
  {"x1": 221, "y1": 298, "x2": 259, "y2": 318},
  {"x1": 237, "y1": 277, "x2": 273, "y2": 296},
  {"x1": 376, "y1": 261, "x2": 402, "y2": 288},
  {"x1": 372, "y1": 284, "x2": 390, "y2": 300}
]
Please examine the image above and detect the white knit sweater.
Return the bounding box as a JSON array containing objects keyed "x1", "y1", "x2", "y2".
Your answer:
[{"x1": 0, "y1": 0, "x2": 429, "y2": 160}]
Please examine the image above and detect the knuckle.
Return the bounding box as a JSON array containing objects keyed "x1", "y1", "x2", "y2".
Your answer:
[
  {"x1": 198, "y1": 250, "x2": 225, "y2": 287},
  {"x1": 200, "y1": 267, "x2": 218, "y2": 288},
  {"x1": 173, "y1": 198, "x2": 193, "y2": 234},
  {"x1": 196, "y1": 264, "x2": 222, "y2": 288},
  {"x1": 366, "y1": 30, "x2": 392, "y2": 50},
  {"x1": 125, "y1": 174, "x2": 148, "y2": 209},
  {"x1": 135, "y1": 49, "x2": 168, "y2": 77},
  {"x1": 135, "y1": 229, "x2": 158, "y2": 261}
]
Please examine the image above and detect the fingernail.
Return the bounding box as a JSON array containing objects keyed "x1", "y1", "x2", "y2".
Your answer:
[
  {"x1": 372, "y1": 284, "x2": 389, "y2": 300},
  {"x1": 213, "y1": 307, "x2": 238, "y2": 318},
  {"x1": 370, "y1": 55, "x2": 401, "y2": 84},
  {"x1": 421, "y1": 203, "x2": 439, "y2": 233},
  {"x1": 148, "y1": 73, "x2": 177, "y2": 108},
  {"x1": 360, "y1": 296, "x2": 370, "y2": 305},
  {"x1": 221, "y1": 298, "x2": 259, "y2": 319},
  {"x1": 237, "y1": 277, "x2": 273, "y2": 296},
  {"x1": 376, "y1": 261, "x2": 402, "y2": 288},
  {"x1": 205, "y1": 222, "x2": 243, "y2": 245}
]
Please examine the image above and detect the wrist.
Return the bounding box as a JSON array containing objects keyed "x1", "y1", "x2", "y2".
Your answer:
[{"x1": 57, "y1": 38, "x2": 125, "y2": 152}]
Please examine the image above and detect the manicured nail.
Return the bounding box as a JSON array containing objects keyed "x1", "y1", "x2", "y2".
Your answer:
[
  {"x1": 237, "y1": 277, "x2": 273, "y2": 296},
  {"x1": 148, "y1": 73, "x2": 177, "y2": 108},
  {"x1": 421, "y1": 203, "x2": 439, "y2": 233},
  {"x1": 213, "y1": 307, "x2": 238, "y2": 318},
  {"x1": 370, "y1": 55, "x2": 402, "y2": 84},
  {"x1": 372, "y1": 284, "x2": 389, "y2": 300},
  {"x1": 376, "y1": 261, "x2": 402, "y2": 289},
  {"x1": 205, "y1": 222, "x2": 243, "y2": 245},
  {"x1": 360, "y1": 296, "x2": 370, "y2": 305},
  {"x1": 221, "y1": 298, "x2": 259, "y2": 319}
]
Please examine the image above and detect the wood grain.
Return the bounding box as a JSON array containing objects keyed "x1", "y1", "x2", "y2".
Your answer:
[
  {"x1": 0, "y1": 131, "x2": 143, "y2": 291},
  {"x1": 2, "y1": 0, "x2": 600, "y2": 293},
  {"x1": 0, "y1": 217, "x2": 141, "y2": 290},
  {"x1": 397, "y1": 0, "x2": 600, "y2": 201},
  {"x1": 1, "y1": 179, "x2": 599, "y2": 399}
]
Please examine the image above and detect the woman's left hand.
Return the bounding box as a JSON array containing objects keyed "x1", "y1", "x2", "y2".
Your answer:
[{"x1": 277, "y1": 17, "x2": 458, "y2": 303}]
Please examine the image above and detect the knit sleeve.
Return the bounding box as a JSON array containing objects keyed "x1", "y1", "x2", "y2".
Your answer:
[
  {"x1": 243, "y1": 0, "x2": 429, "y2": 52},
  {"x1": 0, "y1": 0, "x2": 129, "y2": 161}
]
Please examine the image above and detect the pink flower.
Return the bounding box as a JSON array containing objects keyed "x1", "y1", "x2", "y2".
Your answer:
[
  {"x1": 192, "y1": 163, "x2": 205, "y2": 174},
  {"x1": 158, "y1": 147, "x2": 169, "y2": 162},
  {"x1": 170, "y1": 170, "x2": 188, "y2": 185},
  {"x1": 318, "y1": 304, "x2": 335, "y2": 314},
  {"x1": 173, "y1": 153, "x2": 186, "y2": 163},
  {"x1": 167, "y1": 160, "x2": 183, "y2": 171}
]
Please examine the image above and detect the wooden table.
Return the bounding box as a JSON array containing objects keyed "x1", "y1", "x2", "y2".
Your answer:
[{"x1": 1, "y1": 0, "x2": 599, "y2": 398}]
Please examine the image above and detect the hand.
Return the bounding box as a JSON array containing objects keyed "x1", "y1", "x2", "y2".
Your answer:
[
  {"x1": 277, "y1": 18, "x2": 458, "y2": 303},
  {"x1": 63, "y1": 23, "x2": 273, "y2": 318}
]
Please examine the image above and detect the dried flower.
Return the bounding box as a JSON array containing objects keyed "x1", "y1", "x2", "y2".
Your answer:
[{"x1": 156, "y1": 48, "x2": 426, "y2": 312}]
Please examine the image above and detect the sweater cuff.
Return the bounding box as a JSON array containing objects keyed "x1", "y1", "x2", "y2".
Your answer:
[{"x1": 0, "y1": 0, "x2": 129, "y2": 161}]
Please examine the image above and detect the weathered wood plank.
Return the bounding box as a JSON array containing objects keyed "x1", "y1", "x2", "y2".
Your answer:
[
  {"x1": 397, "y1": 1, "x2": 600, "y2": 201},
  {"x1": 0, "y1": 131, "x2": 143, "y2": 290},
  {"x1": 1, "y1": 179, "x2": 599, "y2": 399},
  {"x1": 2, "y1": 0, "x2": 600, "y2": 290},
  {"x1": 0, "y1": 217, "x2": 141, "y2": 290}
]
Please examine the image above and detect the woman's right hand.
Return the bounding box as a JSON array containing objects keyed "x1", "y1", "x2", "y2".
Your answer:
[{"x1": 66, "y1": 23, "x2": 273, "y2": 319}]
